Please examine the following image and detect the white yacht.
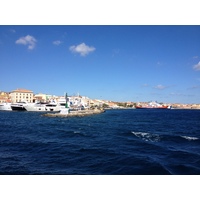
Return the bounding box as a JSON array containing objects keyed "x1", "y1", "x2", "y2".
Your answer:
[
  {"x1": 0, "y1": 102, "x2": 12, "y2": 111},
  {"x1": 25, "y1": 102, "x2": 60, "y2": 112},
  {"x1": 11, "y1": 101, "x2": 29, "y2": 111}
]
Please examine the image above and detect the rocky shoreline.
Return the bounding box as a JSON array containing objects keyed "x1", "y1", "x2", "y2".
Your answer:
[{"x1": 43, "y1": 109, "x2": 105, "y2": 117}]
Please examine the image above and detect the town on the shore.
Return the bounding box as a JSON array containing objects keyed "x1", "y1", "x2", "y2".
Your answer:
[{"x1": 1, "y1": 88, "x2": 200, "y2": 110}]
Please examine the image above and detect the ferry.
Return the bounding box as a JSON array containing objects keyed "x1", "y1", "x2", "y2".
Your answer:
[{"x1": 135, "y1": 101, "x2": 170, "y2": 109}]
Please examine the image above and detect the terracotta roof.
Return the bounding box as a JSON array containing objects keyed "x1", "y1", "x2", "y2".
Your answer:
[{"x1": 12, "y1": 89, "x2": 33, "y2": 93}]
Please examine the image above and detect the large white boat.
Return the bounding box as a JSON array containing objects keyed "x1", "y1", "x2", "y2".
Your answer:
[
  {"x1": 11, "y1": 102, "x2": 29, "y2": 111},
  {"x1": 0, "y1": 103, "x2": 12, "y2": 111},
  {"x1": 25, "y1": 102, "x2": 61, "y2": 112},
  {"x1": 135, "y1": 101, "x2": 170, "y2": 109}
]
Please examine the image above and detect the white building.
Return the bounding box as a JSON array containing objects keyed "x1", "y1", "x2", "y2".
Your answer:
[
  {"x1": 67, "y1": 95, "x2": 91, "y2": 108},
  {"x1": 10, "y1": 89, "x2": 34, "y2": 103}
]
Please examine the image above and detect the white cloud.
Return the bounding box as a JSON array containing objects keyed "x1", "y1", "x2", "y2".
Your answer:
[
  {"x1": 53, "y1": 40, "x2": 62, "y2": 45},
  {"x1": 154, "y1": 84, "x2": 166, "y2": 90},
  {"x1": 69, "y1": 43, "x2": 95, "y2": 56},
  {"x1": 15, "y1": 35, "x2": 37, "y2": 50},
  {"x1": 193, "y1": 61, "x2": 200, "y2": 71}
]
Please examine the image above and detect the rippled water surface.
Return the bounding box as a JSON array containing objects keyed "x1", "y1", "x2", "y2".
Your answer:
[{"x1": 0, "y1": 109, "x2": 200, "y2": 174}]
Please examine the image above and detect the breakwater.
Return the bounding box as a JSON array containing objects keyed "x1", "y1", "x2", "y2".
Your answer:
[{"x1": 43, "y1": 109, "x2": 105, "y2": 117}]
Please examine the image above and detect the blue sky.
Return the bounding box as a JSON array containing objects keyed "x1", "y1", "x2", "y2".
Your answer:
[{"x1": 1, "y1": 25, "x2": 200, "y2": 103}]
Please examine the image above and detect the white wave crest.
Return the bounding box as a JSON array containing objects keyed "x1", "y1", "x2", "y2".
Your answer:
[
  {"x1": 74, "y1": 131, "x2": 81, "y2": 134},
  {"x1": 132, "y1": 131, "x2": 160, "y2": 142},
  {"x1": 181, "y1": 136, "x2": 199, "y2": 141}
]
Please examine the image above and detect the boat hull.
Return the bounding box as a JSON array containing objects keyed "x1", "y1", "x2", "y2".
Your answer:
[
  {"x1": 11, "y1": 102, "x2": 28, "y2": 111},
  {"x1": 11, "y1": 105, "x2": 26, "y2": 111},
  {"x1": 0, "y1": 103, "x2": 12, "y2": 111},
  {"x1": 25, "y1": 103, "x2": 60, "y2": 112}
]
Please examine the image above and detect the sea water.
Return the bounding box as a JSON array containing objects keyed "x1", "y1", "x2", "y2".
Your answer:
[{"x1": 0, "y1": 109, "x2": 200, "y2": 174}]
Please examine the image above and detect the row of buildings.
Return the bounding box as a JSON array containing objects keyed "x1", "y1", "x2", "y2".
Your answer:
[
  {"x1": 0, "y1": 89, "x2": 34, "y2": 103},
  {"x1": 0, "y1": 88, "x2": 120, "y2": 109},
  {"x1": 1, "y1": 88, "x2": 200, "y2": 109}
]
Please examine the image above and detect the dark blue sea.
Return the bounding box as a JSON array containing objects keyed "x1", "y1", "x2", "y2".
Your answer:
[{"x1": 0, "y1": 109, "x2": 200, "y2": 175}]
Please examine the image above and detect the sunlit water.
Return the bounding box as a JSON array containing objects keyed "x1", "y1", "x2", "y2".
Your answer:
[{"x1": 0, "y1": 109, "x2": 200, "y2": 174}]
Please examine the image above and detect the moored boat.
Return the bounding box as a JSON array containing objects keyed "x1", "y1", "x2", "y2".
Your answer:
[
  {"x1": 0, "y1": 102, "x2": 12, "y2": 111},
  {"x1": 11, "y1": 102, "x2": 29, "y2": 111},
  {"x1": 25, "y1": 102, "x2": 60, "y2": 112}
]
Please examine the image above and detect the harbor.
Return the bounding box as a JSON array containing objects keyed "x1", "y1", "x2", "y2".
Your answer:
[{"x1": 1, "y1": 89, "x2": 200, "y2": 112}]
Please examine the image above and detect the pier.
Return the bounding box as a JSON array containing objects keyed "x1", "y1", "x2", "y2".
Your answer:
[{"x1": 43, "y1": 108, "x2": 105, "y2": 117}]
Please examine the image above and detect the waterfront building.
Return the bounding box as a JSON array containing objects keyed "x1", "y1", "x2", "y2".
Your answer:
[
  {"x1": 79, "y1": 96, "x2": 91, "y2": 108},
  {"x1": 68, "y1": 95, "x2": 90, "y2": 108},
  {"x1": 34, "y1": 93, "x2": 59, "y2": 103},
  {"x1": 106, "y1": 101, "x2": 120, "y2": 108},
  {"x1": 10, "y1": 89, "x2": 34, "y2": 103},
  {"x1": 89, "y1": 99, "x2": 103, "y2": 108},
  {"x1": 0, "y1": 91, "x2": 11, "y2": 103},
  {"x1": 34, "y1": 93, "x2": 48, "y2": 102}
]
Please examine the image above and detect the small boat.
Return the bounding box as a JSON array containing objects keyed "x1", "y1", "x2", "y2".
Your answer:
[
  {"x1": 11, "y1": 101, "x2": 28, "y2": 111},
  {"x1": 135, "y1": 101, "x2": 169, "y2": 109},
  {"x1": 0, "y1": 102, "x2": 12, "y2": 111}
]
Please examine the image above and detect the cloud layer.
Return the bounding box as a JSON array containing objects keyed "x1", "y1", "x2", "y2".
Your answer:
[
  {"x1": 193, "y1": 61, "x2": 200, "y2": 71},
  {"x1": 69, "y1": 43, "x2": 95, "y2": 56},
  {"x1": 15, "y1": 35, "x2": 37, "y2": 50}
]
